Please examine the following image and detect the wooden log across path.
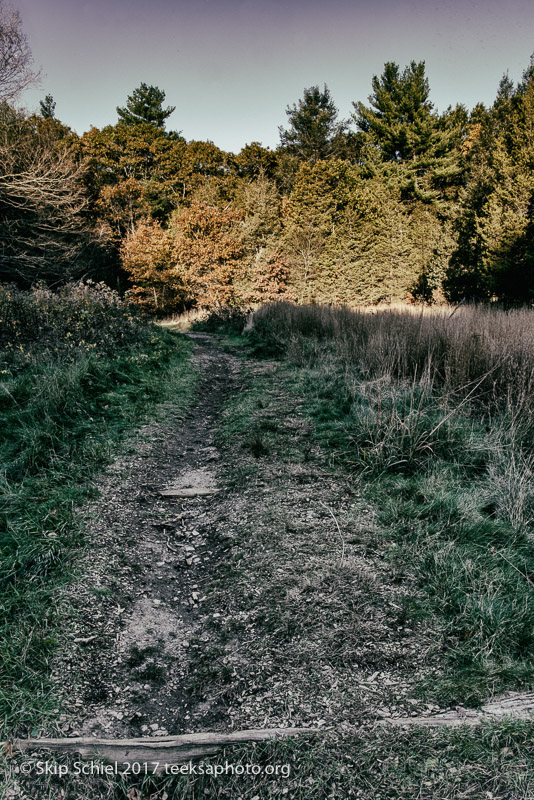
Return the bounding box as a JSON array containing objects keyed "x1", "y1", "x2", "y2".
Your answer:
[
  {"x1": 4, "y1": 728, "x2": 317, "y2": 774},
  {"x1": 5, "y1": 692, "x2": 534, "y2": 774},
  {"x1": 382, "y1": 691, "x2": 534, "y2": 728}
]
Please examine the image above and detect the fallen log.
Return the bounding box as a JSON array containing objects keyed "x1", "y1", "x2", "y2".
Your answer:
[
  {"x1": 383, "y1": 691, "x2": 534, "y2": 728},
  {"x1": 6, "y1": 728, "x2": 316, "y2": 774}
]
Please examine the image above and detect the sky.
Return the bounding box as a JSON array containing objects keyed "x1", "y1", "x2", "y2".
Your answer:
[{"x1": 13, "y1": 0, "x2": 534, "y2": 153}]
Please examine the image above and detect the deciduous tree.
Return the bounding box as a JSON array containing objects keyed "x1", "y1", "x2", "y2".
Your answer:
[
  {"x1": 121, "y1": 219, "x2": 183, "y2": 312},
  {"x1": 171, "y1": 201, "x2": 243, "y2": 307},
  {"x1": 0, "y1": 103, "x2": 90, "y2": 285},
  {"x1": 0, "y1": 0, "x2": 39, "y2": 101}
]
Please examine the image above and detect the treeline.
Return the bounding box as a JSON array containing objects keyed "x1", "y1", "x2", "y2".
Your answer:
[{"x1": 2, "y1": 4, "x2": 534, "y2": 309}]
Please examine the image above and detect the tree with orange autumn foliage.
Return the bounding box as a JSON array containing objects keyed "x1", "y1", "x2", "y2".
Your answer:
[
  {"x1": 121, "y1": 219, "x2": 184, "y2": 313},
  {"x1": 171, "y1": 201, "x2": 243, "y2": 308},
  {"x1": 246, "y1": 248, "x2": 294, "y2": 303}
]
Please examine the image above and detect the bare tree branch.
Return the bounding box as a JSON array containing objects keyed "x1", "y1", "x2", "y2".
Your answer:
[
  {"x1": 0, "y1": 105, "x2": 91, "y2": 283},
  {"x1": 0, "y1": 0, "x2": 40, "y2": 101}
]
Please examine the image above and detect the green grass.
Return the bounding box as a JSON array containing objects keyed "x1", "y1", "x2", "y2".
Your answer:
[
  {"x1": 116, "y1": 301, "x2": 534, "y2": 800},
  {"x1": 297, "y1": 370, "x2": 534, "y2": 706},
  {"x1": 6, "y1": 720, "x2": 534, "y2": 798},
  {"x1": 241, "y1": 302, "x2": 534, "y2": 708},
  {"x1": 0, "y1": 283, "x2": 196, "y2": 736},
  {"x1": 4, "y1": 298, "x2": 534, "y2": 798}
]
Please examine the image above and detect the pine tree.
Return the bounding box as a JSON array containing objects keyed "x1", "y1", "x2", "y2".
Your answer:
[
  {"x1": 39, "y1": 93, "x2": 55, "y2": 119},
  {"x1": 279, "y1": 85, "x2": 344, "y2": 164},
  {"x1": 117, "y1": 83, "x2": 175, "y2": 129},
  {"x1": 445, "y1": 62, "x2": 534, "y2": 303},
  {"x1": 353, "y1": 61, "x2": 435, "y2": 162}
]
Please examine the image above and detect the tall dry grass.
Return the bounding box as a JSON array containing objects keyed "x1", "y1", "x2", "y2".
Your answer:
[
  {"x1": 252, "y1": 302, "x2": 534, "y2": 419},
  {"x1": 248, "y1": 301, "x2": 534, "y2": 704}
]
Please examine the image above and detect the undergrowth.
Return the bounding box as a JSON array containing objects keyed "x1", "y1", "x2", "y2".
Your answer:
[
  {"x1": 190, "y1": 306, "x2": 251, "y2": 336},
  {"x1": 0, "y1": 282, "x2": 194, "y2": 735},
  {"x1": 247, "y1": 302, "x2": 534, "y2": 706}
]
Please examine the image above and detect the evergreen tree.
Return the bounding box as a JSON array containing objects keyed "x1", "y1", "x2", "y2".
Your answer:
[
  {"x1": 117, "y1": 83, "x2": 175, "y2": 129},
  {"x1": 39, "y1": 93, "x2": 55, "y2": 119},
  {"x1": 283, "y1": 160, "x2": 357, "y2": 301},
  {"x1": 353, "y1": 61, "x2": 435, "y2": 162},
  {"x1": 352, "y1": 61, "x2": 466, "y2": 301},
  {"x1": 445, "y1": 62, "x2": 534, "y2": 303},
  {"x1": 279, "y1": 84, "x2": 344, "y2": 164}
]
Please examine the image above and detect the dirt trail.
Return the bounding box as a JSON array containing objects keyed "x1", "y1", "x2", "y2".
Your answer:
[
  {"x1": 54, "y1": 333, "x2": 243, "y2": 739},
  {"x1": 53, "y1": 333, "x2": 534, "y2": 745},
  {"x1": 53, "y1": 331, "x2": 434, "y2": 744}
]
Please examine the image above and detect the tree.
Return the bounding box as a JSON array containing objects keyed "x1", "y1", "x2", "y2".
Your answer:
[
  {"x1": 235, "y1": 142, "x2": 278, "y2": 179},
  {"x1": 171, "y1": 201, "x2": 243, "y2": 307},
  {"x1": 444, "y1": 62, "x2": 534, "y2": 303},
  {"x1": 353, "y1": 61, "x2": 435, "y2": 163},
  {"x1": 79, "y1": 121, "x2": 187, "y2": 243},
  {"x1": 246, "y1": 248, "x2": 294, "y2": 304},
  {"x1": 283, "y1": 160, "x2": 358, "y2": 301},
  {"x1": 340, "y1": 177, "x2": 415, "y2": 304},
  {"x1": 178, "y1": 140, "x2": 232, "y2": 202},
  {"x1": 121, "y1": 219, "x2": 184, "y2": 313},
  {"x1": 279, "y1": 84, "x2": 344, "y2": 163},
  {"x1": 0, "y1": 0, "x2": 39, "y2": 101},
  {"x1": 239, "y1": 170, "x2": 281, "y2": 255},
  {"x1": 117, "y1": 83, "x2": 175, "y2": 129},
  {"x1": 0, "y1": 103, "x2": 90, "y2": 285},
  {"x1": 39, "y1": 93, "x2": 55, "y2": 119}
]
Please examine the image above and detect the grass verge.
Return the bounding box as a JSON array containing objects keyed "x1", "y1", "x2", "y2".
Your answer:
[
  {"x1": 0, "y1": 283, "x2": 195, "y2": 736},
  {"x1": 244, "y1": 302, "x2": 534, "y2": 708}
]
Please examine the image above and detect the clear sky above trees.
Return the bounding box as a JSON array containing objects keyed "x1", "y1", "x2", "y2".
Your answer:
[{"x1": 12, "y1": 0, "x2": 534, "y2": 152}]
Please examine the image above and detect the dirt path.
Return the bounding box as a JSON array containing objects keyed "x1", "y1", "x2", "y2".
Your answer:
[
  {"x1": 9, "y1": 332, "x2": 534, "y2": 800},
  {"x1": 53, "y1": 333, "x2": 243, "y2": 739},
  {"x1": 52, "y1": 333, "x2": 534, "y2": 749},
  {"x1": 52, "y1": 331, "x2": 434, "y2": 743}
]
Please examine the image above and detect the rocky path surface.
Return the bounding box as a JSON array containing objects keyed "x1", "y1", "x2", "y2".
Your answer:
[{"x1": 54, "y1": 333, "x2": 243, "y2": 739}]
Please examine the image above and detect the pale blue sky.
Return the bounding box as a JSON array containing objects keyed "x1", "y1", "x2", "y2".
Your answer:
[{"x1": 14, "y1": 0, "x2": 534, "y2": 152}]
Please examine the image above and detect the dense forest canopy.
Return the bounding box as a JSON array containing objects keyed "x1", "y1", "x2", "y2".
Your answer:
[{"x1": 1, "y1": 1, "x2": 534, "y2": 309}]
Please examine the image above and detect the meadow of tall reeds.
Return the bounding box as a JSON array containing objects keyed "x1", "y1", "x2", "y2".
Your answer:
[{"x1": 249, "y1": 302, "x2": 534, "y2": 705}]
